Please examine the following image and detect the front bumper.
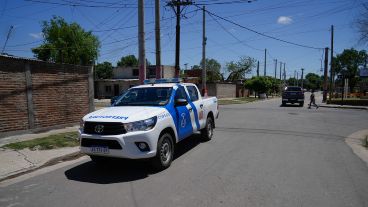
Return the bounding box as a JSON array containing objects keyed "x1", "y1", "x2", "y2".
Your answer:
[
  {"x1": 78, "y1": 129, "x2": 158, "y2": 159},
  {"x1": 282, "y1": 98, "x2": 304, "y2": 102}
]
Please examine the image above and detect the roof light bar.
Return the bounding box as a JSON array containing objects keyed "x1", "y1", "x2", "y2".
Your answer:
[{"x1": 143, "y1": 78, "x2": 182, "y2": 84}]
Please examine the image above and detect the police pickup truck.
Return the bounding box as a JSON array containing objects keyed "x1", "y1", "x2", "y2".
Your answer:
[{"x1": 79, "y1": 79, "x2": 219, "y2": 170}]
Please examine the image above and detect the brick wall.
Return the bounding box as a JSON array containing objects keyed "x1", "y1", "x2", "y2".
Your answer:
[{"x1": 0, "y1": 55, "x2": 93, "y2": 136}]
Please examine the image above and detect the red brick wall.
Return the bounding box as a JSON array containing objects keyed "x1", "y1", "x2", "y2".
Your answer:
[{"x1": 0, "y1": 56, "x2": 91, "y2": 134}]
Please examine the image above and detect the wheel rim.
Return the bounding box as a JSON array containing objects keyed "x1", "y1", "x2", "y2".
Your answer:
[
  {"x1": 207, "y1": 120, "x2": 213, "y2": 138},
  {"x1": 160, "y1": 138, "x2": 171, "y2": 165}
]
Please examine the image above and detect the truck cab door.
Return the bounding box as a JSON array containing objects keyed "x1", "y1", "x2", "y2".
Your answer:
[
  {"x1": 174, "y1": 86, "x2": 193, "y2": 140},
  {"x1": 185, "y1": 85, "x2": 203, "y2": 130}
]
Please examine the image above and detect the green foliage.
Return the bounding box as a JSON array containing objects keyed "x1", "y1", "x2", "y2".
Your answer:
[
  {"x1": 334, "y1": 48, "x2": 367, "y2": 91},
  {"x1": 304, "y1": 73, "x2": 322, "y2": 90},
  {"x1": 95, "y1": 62, "x2": 113, "y2": 79},
  {"x1": 117, "y1": 55, "x2": 138, "y2": 67},
  {"x1": 192, "y1": 65, "x2": 201, "y2": 70},
  {"x1": 32, "y1": 16, "x2": 100, "y2": 65},
  {"x1": 201, "y1": 58, "x2": 223, "y2": 82},
  {"x1": 226, "y1": 56, "x2": 256, "y2": 81},
  {"x1": 287, "y1": 77, "x2": 297, "y2": 86},
  {"x1": 3, "y1": 132, "x2": 79, "y2": 150},
  {"x1": 245, "y1": 76, "x2": 273, "y2": 94}
]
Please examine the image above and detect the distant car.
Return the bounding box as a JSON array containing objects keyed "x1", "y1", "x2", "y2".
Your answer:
[{"x1": 282, "y1": 86, "x2": 304, "y2": 107}]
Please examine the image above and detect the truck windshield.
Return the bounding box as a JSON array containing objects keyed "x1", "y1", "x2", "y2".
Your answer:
[{"x1": 113, "y1": 87, "x2": 173, "y2": 106}]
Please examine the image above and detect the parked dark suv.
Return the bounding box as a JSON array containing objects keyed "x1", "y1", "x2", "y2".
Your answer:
[{"x1": 282, "y1": 86, "x2": 304, "y2": 107}]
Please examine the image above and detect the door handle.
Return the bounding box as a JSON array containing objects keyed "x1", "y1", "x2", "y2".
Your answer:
[
  {"x1": 200, "y1": 104, "x2": 203, "y2": 108},
  {"x1": 188, "y1": 107, "x2": 193, "y2": 112}
]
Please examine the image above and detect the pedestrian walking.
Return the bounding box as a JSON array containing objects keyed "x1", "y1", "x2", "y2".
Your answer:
[{"x1": 308, "y1": 90, "x2": 319, "y2": 109}]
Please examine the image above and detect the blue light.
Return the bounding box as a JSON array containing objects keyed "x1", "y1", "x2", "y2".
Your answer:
[{"x1": 143, "y1": 78, "x2": 182, "y2": 84}]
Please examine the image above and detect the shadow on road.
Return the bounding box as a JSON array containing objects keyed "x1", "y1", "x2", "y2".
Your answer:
[
  {"x1": 280, "y1": 104, "x2": 303, "y2": 107},
  {"x1": 64, "y1": 134, "x2": 203, "y2": 184}
]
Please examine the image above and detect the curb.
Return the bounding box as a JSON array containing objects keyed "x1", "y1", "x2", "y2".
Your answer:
[
  {"x1": 0, "y1": 151, "x2": 84, "y2": 183},
  {"x1": 345, "y1": 130, "x2": 368, "y2": 167},
  {"x1": 318, "y1": 105, "x2": 368, "y2": 110}
]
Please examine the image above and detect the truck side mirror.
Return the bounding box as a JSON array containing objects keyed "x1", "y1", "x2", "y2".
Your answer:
[{"x1": 175, "y1": 99, "x2": 188, "y2": 106}]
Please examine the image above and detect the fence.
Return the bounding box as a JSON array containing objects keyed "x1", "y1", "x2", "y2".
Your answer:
[{"x1": 0, "y1": 55, "x2": 94, "y2": 137}]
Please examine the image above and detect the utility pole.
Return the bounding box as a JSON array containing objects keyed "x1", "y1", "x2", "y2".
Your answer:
[
  {"x1": 138, "y1": 0, "x2": 146, "y2": 84},
  {"x1": 283, "y1": 63, "x2": 286, "y2": 81},
  {"x1": 155, "y1": 0, "x2": 162, "y2": 79},
  {"x1": 323, "y1": 47, "x2": 329, "y2": 102},
  {"x1": 264, "y1": 48, "x2": 267, "y2": 76},
  {"x1": 256, "y1": 61, "x2": 259, "y2": 77},
  {"x1": 301, "y1": 68, "x2": 305, "y2": 89},
  {"x1": 201, "y1": 6, "x2": 207, "y2": 96},
  {"x1": 1, "y1": 25, "x2": 14, "y2": 54},
  {"x1": 296, "y1": 72, "x2": 299, "y2": 86},
  {"x1": 274, "y1": 59, "x2": 277, "y2": 79},
  {"x1": 329, "y1": 25, "x2": 334, "y2": 102},
  {"x1": 294, "y1": 70, "x2": 296, "y2": 85},
  {"x1": 168, "y1": 0, "x2": 193, "y2": 78},
  {"x1": 279, "y1": 61, "x2": 282, "y2": 80}
]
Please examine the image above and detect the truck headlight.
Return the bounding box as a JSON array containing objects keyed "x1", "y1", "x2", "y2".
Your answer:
[{"x1": 124, "y1": 116, "x2": 157, "y2": 133}]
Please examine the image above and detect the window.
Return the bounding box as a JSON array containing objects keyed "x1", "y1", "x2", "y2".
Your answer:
[
  {"x1": 187, "y1": 86, "x2": 199, "y2": 101},
  {"x1": 175, "y1": 87, "x2": 188, "y2": 101},
  {"x1": 114, "y1": 87, "x2": 173, "y2": 106},
  {"x1": 132, "y1": 69, "x2": 139, "y2": 76}
]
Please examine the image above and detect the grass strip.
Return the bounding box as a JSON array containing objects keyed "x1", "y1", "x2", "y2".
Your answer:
[{"x1": 2, "y1": 132, "x2": 79, "y2": 151}]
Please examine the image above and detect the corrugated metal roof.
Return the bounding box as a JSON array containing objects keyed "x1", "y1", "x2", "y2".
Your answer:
[{"x1": 0, "y1": 54, "x2": 44, "y2": 62}]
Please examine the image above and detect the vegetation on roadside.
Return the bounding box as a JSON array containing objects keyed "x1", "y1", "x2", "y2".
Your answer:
[
  {"x1": 218, "y1": 97, "x2": 258, "y2": 105},
  {"x1": 2, "y1": 132, "x2": 79, "y2": 151}
]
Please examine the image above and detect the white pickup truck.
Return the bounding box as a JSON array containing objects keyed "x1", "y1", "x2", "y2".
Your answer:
[{"x1": 79, "y1": 79, "x2": 219, "y2": 170}]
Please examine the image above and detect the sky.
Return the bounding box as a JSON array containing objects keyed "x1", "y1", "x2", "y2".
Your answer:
[{"x1": 0, "y1": 0, "x2": 367, "y2": 79}]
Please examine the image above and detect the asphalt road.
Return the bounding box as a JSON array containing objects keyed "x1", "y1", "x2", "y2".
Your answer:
[{"x1": 1, "y1": 95, "x2": 368, "y2": 207}]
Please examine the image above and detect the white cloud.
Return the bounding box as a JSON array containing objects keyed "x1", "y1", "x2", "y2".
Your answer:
[
  {"x1": 277, "y1": 16, "x2": 293, "y2": 25},
  {"x1": 29, "y1": 32, "x2": 43, "y2": 39}
]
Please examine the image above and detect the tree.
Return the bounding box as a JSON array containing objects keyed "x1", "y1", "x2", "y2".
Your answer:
[
  {"x1": 305, "y1": 73, "x2": 322, "y2": 90},
  {"x1": 334, "y1": 48, "x2": 367, "y2": 91},
  {"x1": 287, "y1": 77, "x2": 297, "y2": 86},
  {"x1": 355, "y1": 6, "x2": 368, "y2": 44},
  {"x1": 32, "y1": 16, "x2": 100, "y2": 65},
  {"x1": 226, "y1": 56, "x2": 255, "y2": 82},
  {"x1": 244, "y1": 76, "x2": 273, "y2": 96},
  {"x1": 95, "y1": 62, "x2": 113, "y2": 79},
  {"x1": 117, "y1": 55, "x2": 138, "y2": 67},
  {"x1": 200, "y1": 58, "x2": 223, "y2": 82}
]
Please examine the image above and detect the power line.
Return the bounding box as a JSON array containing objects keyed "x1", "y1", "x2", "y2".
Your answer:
[{"x1": 196, "y1": 5, "x2": 324, "y2": 50}]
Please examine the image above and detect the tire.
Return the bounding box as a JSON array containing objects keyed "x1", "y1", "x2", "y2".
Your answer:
[
  {"x1": 282, "y1": 101, "x2": 286, "y2": 106},
  {"x1": 299, "y1": 102, "x2": 304, "y2": 107},
  {"x1": 151, "y1": 133, "x2": 174, "y2": 171},
  {"x1": 201, "y1": 116, "x2": 214, "y2": 141},
  {"x1": 90, "y1": 155, "x2": 109, "y2": 165}
]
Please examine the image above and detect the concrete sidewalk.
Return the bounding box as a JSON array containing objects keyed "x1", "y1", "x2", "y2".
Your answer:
[
  {"x1": 318, "y1": 103, "x2": 368, "y2": 110},
  {"x1": 0, "y1": 126, "x2": 82, "y2": 182}
]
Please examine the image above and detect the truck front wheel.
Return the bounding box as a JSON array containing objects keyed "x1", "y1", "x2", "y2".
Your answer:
[
  {"x1": 151, "y1": 133, "x2": 174, "y2": 171},
  {"x1": 201, "y1": 116, "x2": 214, "y2": 141}
]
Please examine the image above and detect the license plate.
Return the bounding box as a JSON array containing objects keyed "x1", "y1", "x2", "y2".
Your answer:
[
  {"x1": 90, "y1": 146, "x2": 109, "y2": 154},
  {"x1": 290, "y1": 93, "x2": 296, "y2": 95}
]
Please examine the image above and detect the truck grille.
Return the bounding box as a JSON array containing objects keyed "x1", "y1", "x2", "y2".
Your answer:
[
  {"x1": 81, "y1": 138, "x2": 122, "y2": 149},
  {"x1": 83, "y1": 122, "x2": 126, "y2": 135}
]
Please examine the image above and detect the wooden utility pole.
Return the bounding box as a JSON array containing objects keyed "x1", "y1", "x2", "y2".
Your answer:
[
  {"x1": 283, "y1": 63, "x2": 286, "y2": 81},
  {"x1": 301, "y1": 68, "x2": 305, "y2": 89},
  {"x1": 168, "y1": 0, "x2": 193, "y2": 78},
  {"x1": 155, "y1": 0, "x2": 162, "y2": 79},
  {"x1": 264, "y1": 48, "x2": 267, "y2": 76},
  {"x1": 274, "y1": 59, "x2": 277, "y2": 79},
  {"x1": 279, "y1": 61, "x2": 282, "y2": 80},
  {"x1": 329, "y1": 25, "x2": 334, "y2": 101},
  {"x1": 138, "y1": 0, "x2": 146, "y2": 84},
  {"x1": 323, "y1": 47, "x2": 329, "y2": 102},
  {"x1": 202, "y1": 6, "x2": 207, "y2": 96},
  {"x1": 257, "y1": 61, "x2": 259, "y2": 77}
]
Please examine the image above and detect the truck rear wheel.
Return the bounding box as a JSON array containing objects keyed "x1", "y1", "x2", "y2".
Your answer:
[
  {"x1": 201, "y1": 116, "x2": 214, "y2": 141},
  {"x1": 151, "y1": 133, "x2": 174, "y2": 171}
]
